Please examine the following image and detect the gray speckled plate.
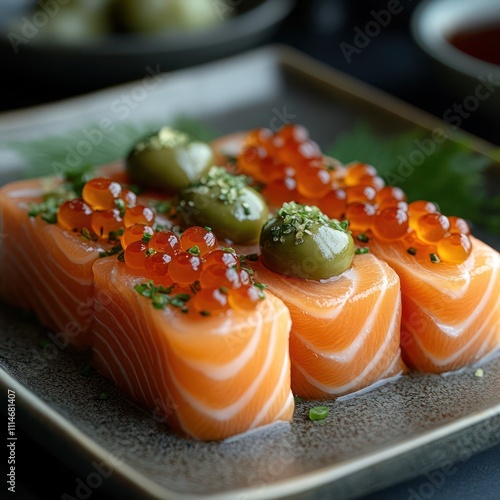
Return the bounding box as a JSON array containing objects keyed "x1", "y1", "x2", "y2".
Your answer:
[{"x1": 0, "y1": 47, "x2": 499, "y2": 499}]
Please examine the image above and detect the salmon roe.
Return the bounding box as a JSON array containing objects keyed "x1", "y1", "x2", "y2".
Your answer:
[
  {"x1": 58, "y1": 177, "x2": 138, "y2": 241},
  {"x1": 123, "y1": 205, "x2": 155, "y2": 228},
  {"x1": 91, "y1": 209, "x2": 123, "y2": 239},
  {"x1": 123, "y1": 224, "x2": 263, "y2": 315},
  {"x1": 58, "y1": 199, "x2": 92, "y2": 232},
  {"x1": 437, "y1": 234, "x2": 472, "y2": 264},
  {"x1": 121, "y1": 224, "x2": 154, "y2": 249},
  {"x1": 82, "y1": 178, "x2": 122, "y2": 210},
  {"x1": 180, "y1": 226, "x2": 218, "y2": 256},
  {"x1": 148, "y1": 231, "x2": 180, "y2": 255}
]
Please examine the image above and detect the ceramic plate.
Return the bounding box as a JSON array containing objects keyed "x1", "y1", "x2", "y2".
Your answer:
[{"x1": 0, "y1": 46, "x2": 499, "y2": 499}]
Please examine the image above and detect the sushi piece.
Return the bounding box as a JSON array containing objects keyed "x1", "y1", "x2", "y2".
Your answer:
[
  {"x1": 252, "y1": 253, "x2": 404, "y2": 399},
  {"x1": 250, "y1": 202, "x2": 405, "y2": 400},
  {"x1": 91, "y1": 232, "x2": 294, "y2": 440},
  {"x1": 369, "y1": 235, "x2": 500, "y2": 373},
  {"x1": 226, "y1": 125, "x2": 500, "y2": 374},
  {"x1": 0, "y1": 165, "x2": 165, "y2": 350},
  {"x1": 0, "y1": 176, "x2": 112, "y2": 350}
]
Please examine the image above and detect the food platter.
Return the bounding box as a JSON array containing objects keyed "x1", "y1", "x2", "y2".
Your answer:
[{"x1": 0, "y1": 46, "x2": 499, "y2": 499}]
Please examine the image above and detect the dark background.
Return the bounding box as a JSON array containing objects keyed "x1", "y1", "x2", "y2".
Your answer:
[{"x1": 1, "y1": 0, "x2": 499, "y2": 498}]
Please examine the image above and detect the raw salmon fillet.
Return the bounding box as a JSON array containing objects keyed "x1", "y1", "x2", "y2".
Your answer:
[
  {"x1": 91, "y1": 258, "x2": 294, "y2": 440},
  {"x1": 370, "y1": 236, "x2": 500, "y2": 373},
  {"x1": 0, "y1": 177, "x2": 111, "y2": 350},
  {"x1": 251, "y1": 253, "x2": 405, "y2": 399}
]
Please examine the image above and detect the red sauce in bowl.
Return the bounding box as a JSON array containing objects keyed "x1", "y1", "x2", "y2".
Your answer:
[{"x1": 448, "y1": 23, "x2": 500, "y2": 66}]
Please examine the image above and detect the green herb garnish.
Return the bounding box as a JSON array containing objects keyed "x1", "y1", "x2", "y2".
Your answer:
[
  {"x1": 430, "y1": 253, "x2": 440, "y2": 263},
  {"x1": 309, "y1": 406, "x2": 329, "y2": 421},
  {"x1": 134, "y1": 282, "x2": 191, "y2": 312},
  {"x1": 271, "y1": 202, "x2": 349, "y2": 246},
  {"x1": 108, "y1": 228, "x2": 124, "y2": 241},
  {"x1": 357, "y1": 233, "x2": 369, "y2": 243},
  {"x1": 99, "y1": 245, "x2": 123, "y2": 258},
  {"x1": 355, "y1": 247, "x2": 370, "y2": 255},
  {"x1": 407, "y1": 247, "x2": 417, "y2": 256}
]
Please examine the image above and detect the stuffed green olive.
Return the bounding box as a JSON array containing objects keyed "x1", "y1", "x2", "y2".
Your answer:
[
  {"x1": 260, "y1": 202, "x2": 355, "y2": 280},
  {"x1": 178, "y1": 167, "x2": 268, "y2": 245},
  {"x1": 126, "y1": 127, "x2": 214, "y2": 193}
]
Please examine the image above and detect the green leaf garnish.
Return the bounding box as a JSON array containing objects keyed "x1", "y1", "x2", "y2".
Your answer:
[{"x1": 328, "y1": 123, "x2": 500, "y2": 234}]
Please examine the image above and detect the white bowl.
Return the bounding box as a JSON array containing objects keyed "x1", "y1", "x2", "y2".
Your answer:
[{"x1": 411, "y1": 0, "x2": 500, "y2": 116}]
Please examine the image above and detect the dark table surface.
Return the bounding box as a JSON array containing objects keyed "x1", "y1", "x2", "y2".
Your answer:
[{"x1": 1, "y1": 1, "x2": 499, "y2": 498}]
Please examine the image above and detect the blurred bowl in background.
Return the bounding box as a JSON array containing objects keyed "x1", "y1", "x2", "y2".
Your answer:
[
  {"x1": 411, "y1": 0, "x2": 500, "y2": 118},
  {"x1": 0, "y1": 0, "x2": 295, "y2": 88}
]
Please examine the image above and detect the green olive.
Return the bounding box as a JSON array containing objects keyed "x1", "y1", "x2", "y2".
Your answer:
[
  {"x1": 126, "y1": 127, "x2": 214, "y2": 193},
  {"x1": 260, "y1": 203, "x2": 355, "y2": 280},
  {"x1": 178, "y1": 167, "x2": 268, "y2": 245}
]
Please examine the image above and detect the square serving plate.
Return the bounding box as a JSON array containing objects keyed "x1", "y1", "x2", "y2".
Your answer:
[{"x1": 0, "y1": 46, "x2": 499, "y2": 500}]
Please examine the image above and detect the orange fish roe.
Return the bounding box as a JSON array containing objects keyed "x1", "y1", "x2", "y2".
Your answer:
[
  {"x1": 58, "y1": 177, "x2": 142, "y2": 241},
  {"x1": 148, "y1": 230, "x2": 180, "y2": 255},
  {"x1": 127, "y1": 225, "x2": 264, "y2": 315},
  {"x1": 121, "y1": 224, "x2": 154, "y2": 249},
  {"x1": 82, "y1": 178, "x2": 122, "y2": 211},
  {"x1": 237, "y1": 124, "x2": 473, "y2": 265},
  {"x1": 180, "y1": 226, "x2": 218, "y2": 256},
  {"x1": 119, "y1": 188, "x2": 137, "y2": 209},
  {"x1": 91, "y1": 209, "x2": 123, "y2": 240},
  {"x1": 124, "y1": 241, "x2": 148, "y2": 269},
  {"x1": 57, "y1": 198, "x2": 92, "y2": 232},
  {"x1": 123, "y1": 205, "x2": 155, "y2": 228}
]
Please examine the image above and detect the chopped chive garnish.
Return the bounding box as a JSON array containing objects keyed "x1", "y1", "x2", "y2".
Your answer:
[
  {"x1": 200, "y1": 310, "x2": 211, "y2": 317},
  {"x1": 81, "y1": 227, "x2": 94, "y2": 241},
  {"x1": 204, "y1": 226, "x2": 212, "y2": 232},
  {"x1": 117, "y1": 251, "x2": 125, "y2": 262},
  {"x1": 219, "y1": 286, "x2": 228, "y2": 294},
  {"x1": 355, "y1": 247, "x2": 370, "y2": 255},
  {"x1": 357, "y1": 233, "x2": 369, "y2": 243},
  {"x1": 430, "y1": 253, "x2": 440, "y2": 263},
  {"x1": 407, "y1": 247, "x2": 417, "y2": 256},
  {"x1": 309, "y1": 406, "x2": 329, "y2": 421},
  {"x1": 187, "y1": 245, "x2": 201, "y2": 256},
  {"x1": 99, "y1": 245, "x2": 123, "y2": 258},
  {"x1": 294, "y1": 395, "x2": 304, "y2": 403},
  {"x1": 108, "y1": 228, "x2": 124, "y2": 241},
  {"x1": 254, "y1": 282, "x2": 267, "y2": 290},
  {"x1": 142, "y1": 232, "x2": 152, "y2": 243},
  {"x1": 146, "y1": 248, "x2": 156, "y2": 257}
]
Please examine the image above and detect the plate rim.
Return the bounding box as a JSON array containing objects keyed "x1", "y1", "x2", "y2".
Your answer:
[{"x1": 1, "y1": 362, "x2": 499, "y2": 500}]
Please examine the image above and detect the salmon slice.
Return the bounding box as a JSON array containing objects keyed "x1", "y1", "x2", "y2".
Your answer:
[
  {"x1": 251, "y1": 253, "x2": 405, "y2": 400},
  {"x1": 91, "y1": 258, "x2": 294, "y2": 440},
  {"x1": 370, "y1": 236, "x2": 500, "y2": 373},
  {"x1": 0, "y1": 177, "x2": 112, "y2": 350}
]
